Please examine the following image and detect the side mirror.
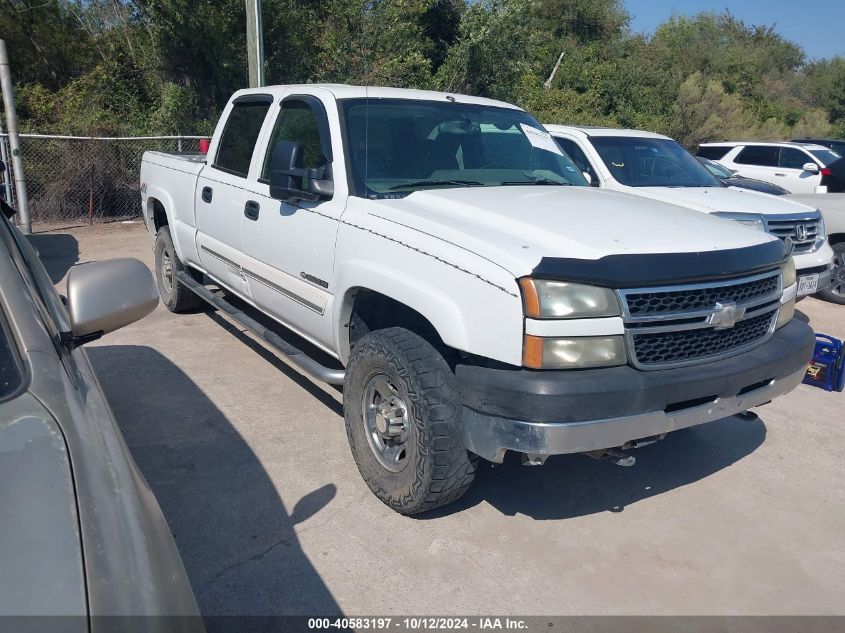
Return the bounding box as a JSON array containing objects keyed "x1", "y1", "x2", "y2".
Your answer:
[
  {"x1": 582, "y1": 171, "x2": 599, "y2": 187},
  {"x1": 803, "y1": 162, "x2": 819, "y2": 173},
  {"x1": 269, "y1": 141, "x2": 333, "y2": 202},
  {"x1": 66, "y1": 258, "x2": 159, "y2": 345}
]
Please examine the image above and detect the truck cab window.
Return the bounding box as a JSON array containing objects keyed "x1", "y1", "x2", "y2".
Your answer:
[
  {"x1": 555, "y1": 138, "x2": 596, "y2": 181},
  {"x1": 261, "y1": 100, "x2": 326, "y2": 180},
  {"x1": 214, "y1": 100, "x2": 272, "y2": 177}
]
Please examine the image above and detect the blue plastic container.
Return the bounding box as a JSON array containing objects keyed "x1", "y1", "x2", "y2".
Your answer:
[{"x1": 802, "y1": 334, "x2": 845, "y2": 392}]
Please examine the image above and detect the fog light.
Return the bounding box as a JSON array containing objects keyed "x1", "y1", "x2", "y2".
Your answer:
[{"x1": 523, "y1": 335, "x2": 627, "y2": 369}]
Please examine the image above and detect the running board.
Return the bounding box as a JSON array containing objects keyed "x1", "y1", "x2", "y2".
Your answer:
[{"x1": 176, "y1": 271, "x2": 346, "y2": 385}]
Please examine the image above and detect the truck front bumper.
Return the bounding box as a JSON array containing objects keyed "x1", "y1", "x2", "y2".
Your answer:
[{"x1": 456, "y1": 319, "x2": 814, "y2": 463}]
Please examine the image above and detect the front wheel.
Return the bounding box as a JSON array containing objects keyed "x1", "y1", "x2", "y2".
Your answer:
[
  {"x1": 343, "y1": 327, "x2": 477, "y2": 515},
  {"x1": 817, "y1": 241, "x2": 845, "y2": 305},
  {"x1": 154, "y1": 226, "x2": 202, "y2": 313}
]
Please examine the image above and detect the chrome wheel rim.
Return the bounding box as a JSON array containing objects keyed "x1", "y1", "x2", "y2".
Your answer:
[
  {"x1": 830, "y1": 249, "x2": 845, "y2": 298},
  {"x1": 362, "y1": 374, "x2": 410, "y2": 472},
  {"x1": 161, "y1": 247, "x2": 174, "y2": 294}
]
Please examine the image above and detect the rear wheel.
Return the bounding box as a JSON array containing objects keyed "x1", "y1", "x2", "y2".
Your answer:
[
  {"x1": 817, "y1": 241, "x2": 845, "y2": 305},
  {"x1": 343, "y1": 327, "x2": 477, "y2": 515},
  {"x1": 154, "y1": 226, "x2": 202, "y2": 312}
]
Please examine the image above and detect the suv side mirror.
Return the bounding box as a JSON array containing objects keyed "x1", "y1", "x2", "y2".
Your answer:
[
  {"x1": 269, "y1": 141, "x2": 333, "y2": 202},
  {"x1": 66, "y1": 258, "x2": 159, "y2": 345},
  {"x1": 803, "y1": 162, "x2": 820, "y2": 173}
]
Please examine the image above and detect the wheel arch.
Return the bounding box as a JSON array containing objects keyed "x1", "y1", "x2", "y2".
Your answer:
[
  {"x1": 333, "y1": 262, "x2": 469, "y2": 365},
  {"x1": 144, "y1": 185, "x2": 176, "y2": 231}
]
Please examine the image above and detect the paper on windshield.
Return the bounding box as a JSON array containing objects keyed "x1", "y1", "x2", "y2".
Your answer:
[{"x1": 520, "y1": 124, "x2": 563, "y2": 156}]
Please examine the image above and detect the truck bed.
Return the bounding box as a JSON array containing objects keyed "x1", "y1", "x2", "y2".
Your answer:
[{"x1": 140, "y1": 151, "x2": 207, "y2": 261}]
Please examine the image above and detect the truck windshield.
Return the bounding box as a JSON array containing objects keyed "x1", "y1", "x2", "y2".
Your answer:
[
  {"x1": 591, "y1": 137, "x2": 721, "y2": 188},
  {"x1": 340, "y1": 98, "x2": 588, "y2": 198}
]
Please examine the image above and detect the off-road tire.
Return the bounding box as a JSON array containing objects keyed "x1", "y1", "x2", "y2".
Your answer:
[
  {"x1": 344, "y1": 327, "x2": 477, "y2": 515},
  {"x1": 154, "y1": 226, "x2": 202, "y2": 313},
  {"x1": 817, "y1": 241, "x2": 845, "y2": 305}
]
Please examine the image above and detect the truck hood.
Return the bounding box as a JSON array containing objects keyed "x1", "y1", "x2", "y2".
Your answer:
[
  {"x1": 367, "y1": 186, "x2": 779, "y2": 276},
  {"x1": 633, "y1": 186, "x2": 817, "y2": 215}
]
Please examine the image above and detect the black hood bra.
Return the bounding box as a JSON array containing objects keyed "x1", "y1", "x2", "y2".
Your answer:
[{"x1": 532, "y1": 239, "x2": 790, "y2": 288}]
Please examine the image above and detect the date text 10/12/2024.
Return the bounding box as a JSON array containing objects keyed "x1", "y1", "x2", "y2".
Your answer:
[{"x1": 307, "y1": 618, "x2": 529, "y2": 630}]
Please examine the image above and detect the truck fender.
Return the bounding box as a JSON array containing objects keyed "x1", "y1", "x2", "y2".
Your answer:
[
  {"x1": 333, "y1": 259, "x2": 469, "y2": 364},
  {"x1": 144, "y1": 186, "x2": 189, "y2": 263}
]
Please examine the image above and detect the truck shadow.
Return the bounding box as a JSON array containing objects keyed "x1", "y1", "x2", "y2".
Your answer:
[
  {"x1": 427, "y1": 415, "x2": 766, "y2": 520},
  {"x1": 87, "y1": 345, "x2": 343, "y2": 627}
]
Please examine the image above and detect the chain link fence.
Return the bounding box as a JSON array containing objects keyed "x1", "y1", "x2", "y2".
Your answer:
[{"x1": 0, "y1": 133, "x2": 208, "y2": 226}]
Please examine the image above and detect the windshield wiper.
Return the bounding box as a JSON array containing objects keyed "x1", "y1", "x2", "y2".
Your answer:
[
  {"x1": 501, "y1": 178, "x2": 572, "y2": 186},
  {"x1": 388, "y1": 179, "x2": 484, "y2": 190}
]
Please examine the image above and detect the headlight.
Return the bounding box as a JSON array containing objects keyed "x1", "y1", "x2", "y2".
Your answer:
[
  {"x1": 523, "y1": 335, "x2": 627, "y2": 369},
  {"x1": 776, "y1": 298, "x2": 795, "y2": 329},
  {"x1": 782, "y1": 258, "x2": 796, "y2": 288},
  {"x1": 817, "y1": 213, "x2": 826, "y2": 239},
  {"x1": 712, "y1": 212, "x2": 766, "y2": 231},
  {"x1": 519, "y1": 278, "x2": 620, "y2": 318}
]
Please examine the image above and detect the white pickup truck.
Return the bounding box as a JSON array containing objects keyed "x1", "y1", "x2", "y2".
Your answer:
[
  {"x1": 545, "y1": 126, "x2": 834, "y2": 298},
  {"x1": 140, "y1": 85, "x2": 814, "y2": 514}
]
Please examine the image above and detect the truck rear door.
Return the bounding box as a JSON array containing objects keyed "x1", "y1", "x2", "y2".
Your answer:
[{"x1": 195, "y1": 94, "x2": 274, "y2": 294}]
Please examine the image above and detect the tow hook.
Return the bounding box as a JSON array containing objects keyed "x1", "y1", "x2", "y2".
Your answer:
[
  {"x1": 605, "y1": 448, "x2": 636, "y2": 467},
  {"x1": 584, "y1": 447, "x2": 636, "y2": 467},
  {"x1": 521, "y1": 453, "x2": 548, "y2": 466},
  {"x1": 735, "y1": 410, "x2": 759, "y2": 422}
]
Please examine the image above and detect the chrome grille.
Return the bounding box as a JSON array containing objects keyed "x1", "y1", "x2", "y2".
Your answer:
[
  {"x1": 626, "y1": 275, "x2": 779, "y2": 317},
  {"x1": 632, "y1": 311, "x2": 775, "y2": 367},
  {"x1": 765, "y1": 216, "x2": 821, "y2": 253},
  {"x1": 619, "y1": 270, "x2": 782, "y2": 370}
]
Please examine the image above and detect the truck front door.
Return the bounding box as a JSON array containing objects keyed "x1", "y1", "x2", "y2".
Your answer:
[
  {"x1": 196, "y1": 94, "x2": 273, "y2": 294},
  {"x1": 240, "y1": 91, "x2": 345, "y2": 353}
]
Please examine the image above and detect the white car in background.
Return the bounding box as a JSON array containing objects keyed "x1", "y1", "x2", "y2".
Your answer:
[
  {"x1": 544, "y1": 125, "x2": 834, "y2": 297},
  {"x1": 697, "y1": 141, "x2": 843, "y2": 194},
  {"x1": 784, "y1": 193, "x2": 845, "y2": 304}
]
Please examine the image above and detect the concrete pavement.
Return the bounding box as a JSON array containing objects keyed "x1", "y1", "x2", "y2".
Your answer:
[{"x1": 33, "y1": 222, "x2": 845, "y2": 619}]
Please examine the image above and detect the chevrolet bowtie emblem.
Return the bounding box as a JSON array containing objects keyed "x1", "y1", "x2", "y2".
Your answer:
[{"x1": 707, "y1": 301, "x2": 745, "y2": 330}]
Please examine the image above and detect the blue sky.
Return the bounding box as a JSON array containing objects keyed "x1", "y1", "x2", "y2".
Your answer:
[{"x1": 625, "y1": 0, "x2": 845, "y2": 60}]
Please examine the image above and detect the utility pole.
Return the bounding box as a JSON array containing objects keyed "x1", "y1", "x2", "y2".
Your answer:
[
  {"x1": 0, "y1": 39, "x2": 31, "y2": 233},
  {"x1": 0, "y1": 113, "x2": 12, "y2": 206},
  {"x1": 246, "y1": 0, "x2": 265, "y2": 88}
]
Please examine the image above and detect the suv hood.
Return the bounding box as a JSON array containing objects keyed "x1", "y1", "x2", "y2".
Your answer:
[
  {"x1": 367, "y1": 186, "x2": 780, "y2": 276},
  {"x1": 634, "y1": 186, "x2": 817, "y2": 216}
]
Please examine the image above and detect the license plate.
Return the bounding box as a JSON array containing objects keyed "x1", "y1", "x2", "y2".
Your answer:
[{"x1": 797, "y1": 274, "x2": 819, "y2": 296}]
